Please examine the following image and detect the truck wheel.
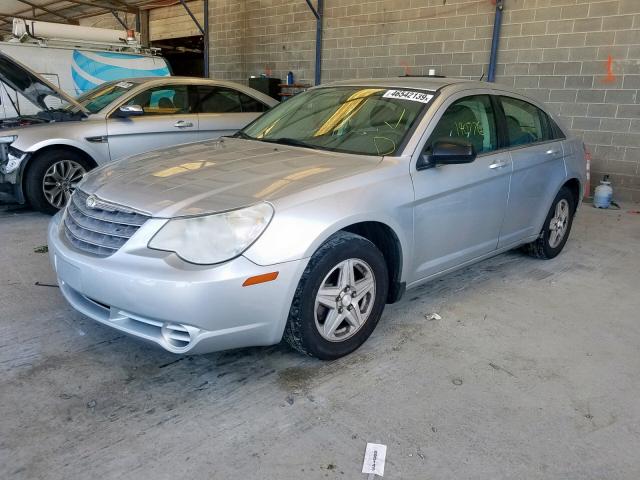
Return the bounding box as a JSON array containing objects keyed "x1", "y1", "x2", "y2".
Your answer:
[
  {"x1": 523, "y1": 186, "x2": 575, "y2": 259},
  {"x1": 24, "y1": 150, "x2": 90, "y2": 215},
  {"x1": 283, "y1": 231, "x2": 389, "y2": 360}
]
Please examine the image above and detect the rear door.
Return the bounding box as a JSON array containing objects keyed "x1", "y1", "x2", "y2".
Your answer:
[
  {"x1": 409, "y1": 93, "x2": 511, "y2": 282},
  {"x1": 195, "y1": 85, "x2": 268, "y2": 140},
  {"x1": 496, "y1": 95, "x2": 567, "y2": 248},
  {"x1": 106, "y1": 83, "x2": 199, "y2": 161}
]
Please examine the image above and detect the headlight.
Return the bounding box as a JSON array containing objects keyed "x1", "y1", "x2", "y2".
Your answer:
[{"x1": 148, "y1": 203, "x2": 274, "y2": 264}]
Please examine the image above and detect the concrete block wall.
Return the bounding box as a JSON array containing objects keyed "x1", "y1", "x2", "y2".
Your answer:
[{"x1": 209, "y1": 0, "x2": 640, "y2": 201}]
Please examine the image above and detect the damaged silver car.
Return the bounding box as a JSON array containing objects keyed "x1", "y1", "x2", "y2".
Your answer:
[{"x1": 0, "y1": 51, "x2": 277, "y2": 213}]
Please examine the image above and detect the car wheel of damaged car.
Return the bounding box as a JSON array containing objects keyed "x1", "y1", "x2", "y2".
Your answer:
[
  {"x1": 284, "y1": 231, "x2": 388, "y2": 360},
  {"x1": 25, "y1": 149, "x2": 91, "y2": 214},
  {"x1": 523, "y1": 186, "x2": 575, "y2": 260}
]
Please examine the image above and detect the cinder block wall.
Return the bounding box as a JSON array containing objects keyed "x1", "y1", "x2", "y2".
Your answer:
[{"x1": 209, "y1": 0, "x2": 640, "y2": 201}]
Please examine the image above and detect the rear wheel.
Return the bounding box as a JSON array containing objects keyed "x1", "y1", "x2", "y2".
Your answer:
[
  {"x1": 24, "y1": 150, "x2": 90, "y2": 215},
  {"x1": 524, "y1": 186, "x2": 575, "y2": 259},
  {"x1": 284, "y1": 231, "x2": 388, "y2": 360}
]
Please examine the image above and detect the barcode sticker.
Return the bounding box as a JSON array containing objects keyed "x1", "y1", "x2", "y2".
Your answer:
[
  {"x1": 362, "y1": 443, "x2": 387, "y2": 477},
  {"x1": 383, "y1": 90, "x2": 433, "y2": 103}
]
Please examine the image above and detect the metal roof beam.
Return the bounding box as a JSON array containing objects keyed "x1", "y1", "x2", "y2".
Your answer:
[
  {"x1": 56, "y1": 0, "x2": 137, "y2": 14},
  {"x1": 15, "y1": 0, "x2": 79, "y2": 24}
]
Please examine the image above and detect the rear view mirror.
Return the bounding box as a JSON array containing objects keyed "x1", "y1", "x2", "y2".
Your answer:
[
  {"x1": 115, "y1": 104, "x2": 144, "y2": 117},
  {"x1": 417, "y1": 138, "x2": 476, "y2": 170}
]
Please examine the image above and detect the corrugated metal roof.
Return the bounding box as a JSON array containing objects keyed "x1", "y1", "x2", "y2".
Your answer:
[{"x1": 0, "y1": 1, "x2": 175, "y2": 34}]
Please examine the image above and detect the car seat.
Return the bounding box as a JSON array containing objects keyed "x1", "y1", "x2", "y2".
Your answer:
[
  {"x1": 506, "y1": 115, "x2": 536, "y2": 146},
  {"x1": 430, "y1": 104, "x2": 484, "y2": 153}
]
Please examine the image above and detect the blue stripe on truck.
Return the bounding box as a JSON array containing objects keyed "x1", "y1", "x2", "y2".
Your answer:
[{"x1": 72, "y1": 50, "x2": 170, "y2": 93}]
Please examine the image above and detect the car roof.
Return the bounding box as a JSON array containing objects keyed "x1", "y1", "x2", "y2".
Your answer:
[
  {"x1": 95, "y1": 76, "x2": 279, "y2": 107},
  {"x1": 104, "y1": 76, "x2": 247, "y2": 86},
  {"x1": 322, "y1": 76, "x2": 474, "y2": 92}
]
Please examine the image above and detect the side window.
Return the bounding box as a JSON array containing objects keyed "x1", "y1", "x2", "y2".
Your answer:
[
  {"x1": 196, "y1": 86, "x2": 243, "y2": 113},
  {"x1": 239, "y1": 92, "x2": 267, "y2": 112},
  {"x1": 541, "y1": 111, "x2": 566, "y2": 141},
  {"x1": 426, "y1": 95, "x2": 497, "y2": 155},
  {"x1": 124, "y1": 85, "x2": 190, "y2": 115},
  {"x1": 500, "y1": 96, "x2": 545, "y2": 147}
]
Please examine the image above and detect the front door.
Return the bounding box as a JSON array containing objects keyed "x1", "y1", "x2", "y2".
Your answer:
[
  {"x1": 106, "y1": 84, "x2": 199, "y2": 161},
  {"x1": 409, "y1": 94, "x2": 511, "y2": 282}
]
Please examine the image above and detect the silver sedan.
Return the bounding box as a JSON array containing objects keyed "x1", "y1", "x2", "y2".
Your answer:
[
  {"x1": 0, "y1": 52, "x2": 278, "y2": 213},
  {"x1": 48, "y1": 77, "x2": 586, "y2": 359}
]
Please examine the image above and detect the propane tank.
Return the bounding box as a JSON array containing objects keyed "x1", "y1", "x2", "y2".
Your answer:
[{"x1": 593, "y1": 175, "x2": 613, "y2": 209}]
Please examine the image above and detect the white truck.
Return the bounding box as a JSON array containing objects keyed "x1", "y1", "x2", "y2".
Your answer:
[{"x1": 0, "y1": 18, "x2": 171, "y2": 119}]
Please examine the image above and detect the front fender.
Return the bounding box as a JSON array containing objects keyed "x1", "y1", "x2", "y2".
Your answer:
[
  {"x1": 243, "y1": 163, "x2": 414, "y2": 283},
  {"x1": 24, "y1": 138, "x2": 107, "y2": 165}
]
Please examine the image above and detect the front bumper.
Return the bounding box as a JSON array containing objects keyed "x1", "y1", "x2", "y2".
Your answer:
[
  {"x1": 0, "y1": 150, "x2": 29, "y2": 204},
  {"x1": 48, "y1": 213, "x2": 308, "y2": 354}
]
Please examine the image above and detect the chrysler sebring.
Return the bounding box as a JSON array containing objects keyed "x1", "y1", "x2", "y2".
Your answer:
[{"x1": 48, "y1": 77, "x2": 586, "y2": 359}]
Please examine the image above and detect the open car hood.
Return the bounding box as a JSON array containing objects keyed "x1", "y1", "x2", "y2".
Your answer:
[{"x1": 0, "y1": 51, "x2": 87, "y2": 114}]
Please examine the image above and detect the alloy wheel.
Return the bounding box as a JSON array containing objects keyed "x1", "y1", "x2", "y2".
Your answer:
[
  {"x1": 548, "y1": 198, "x2": 570, "y2": 248},
  {"x1": 42, "y1": 160, "x2": 86, "y2": 208},
  {"x1": 314, "y1": 258, "x2": 376, "y2": 342}
]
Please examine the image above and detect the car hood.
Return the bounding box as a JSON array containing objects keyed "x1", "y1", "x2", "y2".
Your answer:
[
  {"x1": 0, "y1": 51, "x2": 86, "y2": 114},
  {"x1": 79, "y1": 137, "x2": 382, "y2": 218}
]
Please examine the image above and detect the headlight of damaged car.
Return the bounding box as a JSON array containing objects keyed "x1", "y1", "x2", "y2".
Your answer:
[{"x1": 148, "y1": 203, "x2": 274, "y2": 264}]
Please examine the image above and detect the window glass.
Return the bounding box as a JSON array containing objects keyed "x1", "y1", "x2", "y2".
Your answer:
[
  {"x1": 541, "y1": 111, "x2": 565, "y2": 141},
  {"x1": 426, "y1": 95, "x2": 497, "y2": 154},
  {"x1": 242, "y1": 86, "x2": 429, "y2": 156},
  {"x1": 124, "y1": 85, "x2": 190, "y2": 115},
  {"x1": 72, "y1": 81, "x2": 134, "y2": 113},
  {"x1": 196, "y1": 87, "x2": 243, "y2": 113},
  {"x1": 500, "y1": 96, "x2": 545, "y2": 146},
  {"x1": 239, "y1": 92, "x2": 266, "y2": 112}
]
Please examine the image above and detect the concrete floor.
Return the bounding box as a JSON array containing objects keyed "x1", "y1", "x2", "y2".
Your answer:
[{"x1": 1, "y1": 202, "x2": 639, "y2": 480}]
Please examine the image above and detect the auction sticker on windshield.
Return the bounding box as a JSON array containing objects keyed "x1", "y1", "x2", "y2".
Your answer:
[{"x1": 383, "y1": 90, "x2": 433, "y2": 103}]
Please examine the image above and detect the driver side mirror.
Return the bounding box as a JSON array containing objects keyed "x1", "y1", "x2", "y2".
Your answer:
[
  {"x1": 417, "y1": 138, "x2": 476, "y2": 170},
  {"x1": 115, "y1": 104, "x2": 144, "y2": 118}
]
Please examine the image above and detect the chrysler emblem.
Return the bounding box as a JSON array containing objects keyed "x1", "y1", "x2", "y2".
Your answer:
[{"x1": 86, "y1": 195, "x2": 98, "y2": 209}]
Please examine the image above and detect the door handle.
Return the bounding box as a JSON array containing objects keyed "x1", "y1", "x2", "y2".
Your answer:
[
  {"x1": 174, "y1": 120, "x2": 193, "y2": 128},
  {"x1": 489, "y1": 161, "x2": 508, "y2": 169},
  {"x1": 546, "y1": 149, "x2": 558, "y2": 155}
]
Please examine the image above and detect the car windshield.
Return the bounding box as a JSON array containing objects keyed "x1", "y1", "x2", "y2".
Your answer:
[
  {"x1": 241, "y1": 86, "x2": 433, "y2": 156},
  {"x1": 69, "y1": 80, "x2": 139, "y2": 114}
]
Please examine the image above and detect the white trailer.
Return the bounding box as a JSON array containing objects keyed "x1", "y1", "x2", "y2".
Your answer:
[{"x1": 0, "y1": 19, "x2": 171, "y2": 118}]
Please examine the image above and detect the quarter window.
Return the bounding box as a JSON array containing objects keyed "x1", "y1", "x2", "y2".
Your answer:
[
  {"x1": 426, "y1": 95, "x2": 498, "y2": 155},
  {"x1": 500, "y1": 96, "x2": 548, "y2": 147},
  {"x1": 123, "y1": 85, "x2": 190, "y2": 115}
]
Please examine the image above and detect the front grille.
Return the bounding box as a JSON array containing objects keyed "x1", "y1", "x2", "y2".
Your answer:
[{"x1": 63, "y1": 190, "x2": 150, "y2": 257}]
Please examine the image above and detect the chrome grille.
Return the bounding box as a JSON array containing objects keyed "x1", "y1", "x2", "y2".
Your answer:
[{"x1": 63, "y1": 190, "x2": 150, "y2": 257}]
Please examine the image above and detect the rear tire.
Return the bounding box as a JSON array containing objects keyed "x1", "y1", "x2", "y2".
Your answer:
[
  {"x1": 24, "y1": 149, "x2": 91, "y2": 215},
  {"x1": 283, "y1": 231, "x2": 389, "y2": 360},
  {"x1": 523, "y1": 186, "x2": 575, "y2": 259}
]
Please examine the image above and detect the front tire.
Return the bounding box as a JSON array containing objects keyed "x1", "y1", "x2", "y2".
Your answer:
[
  {"x1": 284, "y1": 231, "x2": 389, "y2": 360},
  {"x1": 24, "y1": 149, "x2": 90, "y2": 215},
  {"x1": 524, "y1": 186, "x2": 575, "y2": 259}
]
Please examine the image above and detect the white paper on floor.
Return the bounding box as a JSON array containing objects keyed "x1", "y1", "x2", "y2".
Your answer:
[{"x1": 362, "y1": 442, "x2": 387, "y2": 477}]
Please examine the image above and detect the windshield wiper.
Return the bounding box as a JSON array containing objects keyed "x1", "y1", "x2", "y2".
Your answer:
[
  {"x1": 259, "y1": 137, "x2": 316, "y2": 149},
  {"x1": 230, "y1": 131, "x2": 255, "y2": 140}
]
